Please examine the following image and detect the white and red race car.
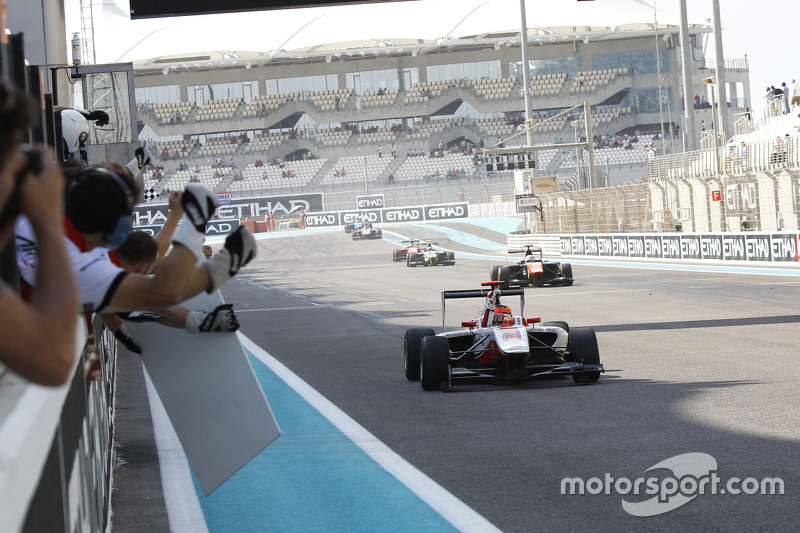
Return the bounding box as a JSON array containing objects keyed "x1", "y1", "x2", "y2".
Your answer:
[{"x1": 404, "y1": 281, "x2": 602, "y2": 391}]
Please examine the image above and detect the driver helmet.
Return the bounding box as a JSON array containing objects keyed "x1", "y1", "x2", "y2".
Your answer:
[
  {"x1": 492, "y1": 306, "x2": 513, "y2": 326},
  {"x1": 61, "y1": 109, "x2": 90, "y2": 156}
]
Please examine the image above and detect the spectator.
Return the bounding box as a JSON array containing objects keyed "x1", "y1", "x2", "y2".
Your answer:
[
  {"x1": 792, "y1": 80, "x2": 800, "y2": 111},
  {"x1": 782, "y1": 83, "x2": 791, "y2": 114},
  {"x1": 0, "y1": 81, "x2": 79, "y2": 386}
]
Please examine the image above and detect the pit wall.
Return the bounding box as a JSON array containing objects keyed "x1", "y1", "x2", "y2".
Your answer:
[{"x1": 0, "y1": 321, "x2": 115, "y2": 533}]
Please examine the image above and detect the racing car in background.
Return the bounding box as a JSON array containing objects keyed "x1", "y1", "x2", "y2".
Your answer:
[
  {"x1": 392, "y1": 239, "x2": 422, "y2": 262},
  {"x1": 404, "y1": 281, "x2": 602, "y2": 391},
  {"x1": 344, "y1": 216, "x2": 370, "y2": 233},
  {"x1": 406, "y1": 241, "x2": 455, "y2": 267},
  {"x1": 490, "y1": 246, "x2": 573, "y2": 287},
  {"x1": 351, "y1": 221, "x2": 383, "y2": 240}
]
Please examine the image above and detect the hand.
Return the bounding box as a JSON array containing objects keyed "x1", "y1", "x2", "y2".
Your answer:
[
  {"x1": 181, "y1": 183, "x2": 218, "y2": 232},
  {"x1": 203, "y1": 227, "x2": 256, "y2": 293},
  {"x1": 86, "y1": 110, "x2": 109, "y2": 127},
  {"x1": 202, "y1": 243, "x2": 213, "y2": 260},
  {"x1": 135, "y1": 146, "x2": 153, "y2": 169},
  {"x1": 19, "y1": 145, "x2": 65, "y2": 228},
  {"x1": 200, "y1": 303, "x2": 239, "y2": 332},
  {"x1": 167, "y1": 190, "x2": 183, "y2": 215}
]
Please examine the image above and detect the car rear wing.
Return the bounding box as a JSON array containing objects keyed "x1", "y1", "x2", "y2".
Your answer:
[
  {"x1": 441, "y1": 286, "x2": 525, "y2": 331},
  {"x1": 506, "y1": 247, "x2": 542, "y2": 262},
  {"x1": 507, "y1": 248, "x2": 542, "y2": 255}
]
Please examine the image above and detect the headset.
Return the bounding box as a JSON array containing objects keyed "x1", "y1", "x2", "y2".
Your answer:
[{"x1": 66, "y1": 166, "x2": 135, "y2": 249}]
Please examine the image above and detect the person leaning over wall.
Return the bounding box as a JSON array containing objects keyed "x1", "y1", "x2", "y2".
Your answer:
[{"x1": 0, "y1": 79, "x2": 79, "y2": 386}]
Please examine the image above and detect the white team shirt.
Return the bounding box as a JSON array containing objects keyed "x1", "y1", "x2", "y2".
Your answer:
[{"x1": 15, "y1": 216, "x2": 127, "y2": 313}]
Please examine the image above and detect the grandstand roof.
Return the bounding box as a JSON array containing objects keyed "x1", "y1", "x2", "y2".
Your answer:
[{"x1": 100, "y1": 0, "x2": 711, "y2": 68}]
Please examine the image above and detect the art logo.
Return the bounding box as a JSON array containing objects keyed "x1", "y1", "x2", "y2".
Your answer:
[{"x1": 561, "y1": 452, "x2": 784, "y2": 517}]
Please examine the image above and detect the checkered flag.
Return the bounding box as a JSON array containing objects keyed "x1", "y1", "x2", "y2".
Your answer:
[{"x1": 143, "y1": 187, "x2": 160, "y2": 202}]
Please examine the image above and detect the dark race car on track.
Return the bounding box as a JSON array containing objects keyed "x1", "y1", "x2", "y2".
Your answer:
[
  {"x1": 351, "y1": 221, "x2": 383, "y2": 240},
  {"x1": 406, "y1": 241, "x2": 455, "y2": 267},
  {"x1": 392, "y1": 239, "x2": 422, "y2": 262},
  {"x1": 403, "y1": 281, "x2": 602, "y2": 391},
  {"x1": 490, "y1": 246, "x2": 573, "y2": 287}
]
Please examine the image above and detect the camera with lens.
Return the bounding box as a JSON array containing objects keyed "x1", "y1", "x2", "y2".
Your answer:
[{"x1": 0, "y1": 146, "x2": 43, "y2": 226}]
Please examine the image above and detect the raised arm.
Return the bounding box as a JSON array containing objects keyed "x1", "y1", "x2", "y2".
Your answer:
[
  {"x1": 0, "y1": 146, "x2": 79, "y2": 386},
  {"x1": 105, "y1": 184, "x2": 256, "y2": 312}
]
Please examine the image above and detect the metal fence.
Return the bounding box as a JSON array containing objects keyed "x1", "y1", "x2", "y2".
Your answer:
[
  {"x1": 535, "y1": 167, "x2": 800, "y2": 234},
  {"x1": 646, "y1": 134, "x2": 800, "y2": 182}
]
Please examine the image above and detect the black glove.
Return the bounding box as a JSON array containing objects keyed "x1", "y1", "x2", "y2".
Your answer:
[
  {"x1": 114, "y1": 327, "x2": 142, "y2": 354},
  {"x1": 181, "y1": 183, "x2": 218, "y2": 233},
  {"x1": 134, "y1": 146, "x2": 153, "y2": 169},
  {"x1": 203, "y1": 227, "x2": 257, "y2": 293},
  {"x1": 86, "y1": 110, "x2": 110, "y2": 127},
  {"x1": 185, "y1": 303, "x2": 240, "y2": 333}
]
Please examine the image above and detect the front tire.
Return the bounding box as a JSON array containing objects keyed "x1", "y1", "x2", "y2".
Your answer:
[
  {"x1": 490, "y1": 266, "x2": 500, "y2": 282},
  {"x1": 404, "y1": 328, "x2": 434, "y2": 381},
  {"x1": 420, "y1": 336, "x2": 450, "y2": 390},
  {"x1": 393, "y1": 249, "x2": 402, "y2": 262},
  {"x1": 569, "y1": 327, "x2": 601, "y2": 383}
]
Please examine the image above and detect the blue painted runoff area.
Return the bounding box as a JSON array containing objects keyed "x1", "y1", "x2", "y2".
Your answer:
[
  {"x1": 453, "y1": 217, "x2": 524, "y2": 235},
  {"x1": 193, "y1": 350, "x2": 459, "y2": 533}
]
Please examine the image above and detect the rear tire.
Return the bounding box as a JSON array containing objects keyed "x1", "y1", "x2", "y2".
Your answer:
[
  {"x1": 446, "y1": 251, "x2": 455, "y2": 265},
  {"x1": 541, "y1": 321, "x2": 570, "y2": 333},
  {"x1": 561, "y1": 263, "x2": 573, "y2": 286},
  {"x1": 420, "y1": 336, "x2": 450, "y2": 391},
  {"x1": 393, "y1": 249, "x2": 402, "y2": 262},
  {"x1": 569, "y1": 327, "x2": 601, "y2": 383},
  {"x1": 490, "y1": 266, "x2": 500, "y2": 282},
  {"x1": 498, "y1": 266, "x2": 511, "y2": 288},
  {"x1": 404, "y1": 328, "x2": 434, "y2": 381}
]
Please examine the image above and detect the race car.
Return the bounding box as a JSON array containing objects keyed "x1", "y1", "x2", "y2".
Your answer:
[
  {"x1": 406, "y1": 241, "x2": 455, "y2": 267},
  {"x1": 403, "y1": 281, "x2": 602, "y2": 391},
  {"x1": 351, "y1": 221, "x2": 383, "y2": 240},
  {"x1": 490, "y1": 246, "x2": 573, "y2": 287},
  {"x1": 392, "y1": 239, "x2": 422, "y2": 262},
  {"x1": 344, "y1": 216, "x2": 369, "y2": 233}
]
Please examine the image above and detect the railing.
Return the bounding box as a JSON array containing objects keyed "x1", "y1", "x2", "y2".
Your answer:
[
  {"x1": 536, "y1": 167, "x2": 800, "y2": 235},
  {"x1": 764, "y1": 94, "x2": 790, "y2": 121},
  {"x1": 702, "y1": 58, "x2": 750, "y2": 72},
  {"x1": 646, "y1": 135, "x2": 800, "y2": 182},
  {"x1": 733, "y1": 112, "x2": 755, "y2": 136}
]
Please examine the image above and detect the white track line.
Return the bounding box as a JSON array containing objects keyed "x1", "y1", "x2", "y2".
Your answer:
[{"x1": 143, "y1": 368, "x2": 209, "y2": 533}]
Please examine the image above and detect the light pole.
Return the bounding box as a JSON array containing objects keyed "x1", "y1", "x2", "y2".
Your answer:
[
  {"x1": 362, "y1": 155, "x2": 368, "y2": 195},
  {"x1": 705, "y1": 75, "x2": 728, "y2": 230},
  {"x1": 571, "y1": 120, "x2": 580, "y2": 186},
  {"x1": 704, "y1": 76, "x2": 721, "y2": 178}
]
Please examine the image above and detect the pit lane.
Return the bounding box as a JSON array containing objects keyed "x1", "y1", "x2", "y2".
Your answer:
[{"x1": 218, "y1": 221, "x2": 800, "y2": 532}]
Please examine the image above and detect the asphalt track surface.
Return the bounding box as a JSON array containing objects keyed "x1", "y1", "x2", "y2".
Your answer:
[{"x1": 211, "y1": 220, "x2": 800, "y2": 532}]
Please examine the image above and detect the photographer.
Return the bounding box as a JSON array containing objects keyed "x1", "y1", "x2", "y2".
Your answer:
[{"x1": 0, "y1": 80, "x2": 79, "y2": 386}]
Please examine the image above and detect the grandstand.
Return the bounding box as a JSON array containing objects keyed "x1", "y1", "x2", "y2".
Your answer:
[{"x1": 132, "y1": 12, "x2": 751, "y2": 196}]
